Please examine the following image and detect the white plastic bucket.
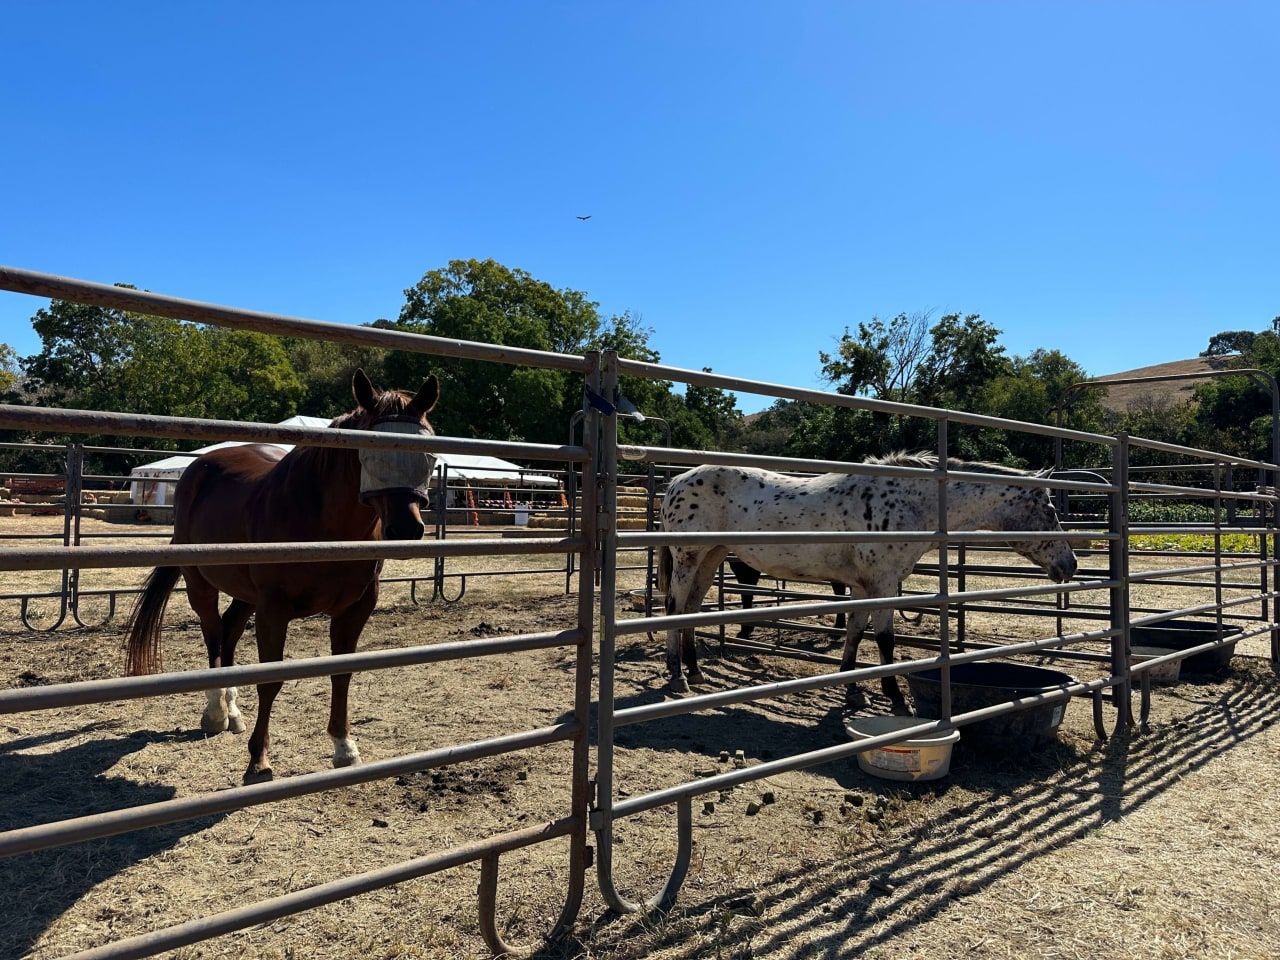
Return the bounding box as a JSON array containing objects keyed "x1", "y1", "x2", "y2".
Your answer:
[{"x1": 846, "y1": 715, "x2": 960, "y2": 782}]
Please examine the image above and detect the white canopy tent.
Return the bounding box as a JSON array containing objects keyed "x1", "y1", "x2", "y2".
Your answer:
[{"x1": 128, "y1": 416, "x2": 558, "y2": 506}]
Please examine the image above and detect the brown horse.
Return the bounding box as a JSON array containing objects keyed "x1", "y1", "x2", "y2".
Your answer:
[{"x1": 126, "y1": 369, "x2": 440, "y2": 783}]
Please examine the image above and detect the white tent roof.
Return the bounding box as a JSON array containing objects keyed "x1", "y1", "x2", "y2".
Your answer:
[{"x1": 128, "y1": 416, "x2": 558, "y2": 486}]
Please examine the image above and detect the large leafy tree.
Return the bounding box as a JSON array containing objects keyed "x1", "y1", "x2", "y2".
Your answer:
[
  {"x1": 381, "y1": 259, "x2": 600, "y2": 442},
  {"x1": 1191, "y1": 327, "x2": 1280, "y2": 462},
  {"x1": 819, "y1": 312, "x2": 933, "y2": 402},
  {"x1": 914, "y1": 313, "x2": 1011, "y2": 410},
  {"x1": 983, "y1": 349, "x2": 1105, "y2": 467},
  {"x1": 809, "y1": 310, "x2": 1013, "y2": 460},
  {"x1": 282, "y1": 336, "x2": 388, "y2": 418},
  {"x1": 383, "y1": 260, "x2": 668, "y2": 446},
  {"x1": 17, "y1": 293, "x2": 305, "y2": 471},
  {"x1": 1200, "y1": 329, "x2": 1258, "y2": 358}
]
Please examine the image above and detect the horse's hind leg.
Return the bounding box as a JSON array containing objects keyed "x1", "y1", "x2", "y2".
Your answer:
[
  {"x1": 214, "y1": 599, "x2": 253, "y2": 735},
  {"x1": 326, "y1": 585, "x2": 378, "y2": 767},
  {"x1": 183, "y1": 571, "x2": 247, "y2": 735}
]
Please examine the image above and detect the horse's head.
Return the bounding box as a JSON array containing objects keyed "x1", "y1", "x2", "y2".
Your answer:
[
  {"x1": 1004, "y1": 474, "x2": 1078, "y2": 583},
  {"x1": 349, "y1": 368, "x2": 440, "y2": 541}
]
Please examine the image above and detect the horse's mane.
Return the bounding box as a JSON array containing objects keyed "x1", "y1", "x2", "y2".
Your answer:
[
  {"x1": 285, "y1": 389, "x2": 422, "y2": 473},
  {"x1": 330, "y1": 388, "x2": 417, "y2": 429},
  {"x1": 866, "y1": 451, "x2": 1034, "y2": 477}
]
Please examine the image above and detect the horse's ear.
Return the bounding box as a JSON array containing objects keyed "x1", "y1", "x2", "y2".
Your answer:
[
  {"x1": 412, "y1": 375, "x2": 440, "y2": 415},
  {"x1": 352, "y1": 368, "x2": 378, "y2": 411}
]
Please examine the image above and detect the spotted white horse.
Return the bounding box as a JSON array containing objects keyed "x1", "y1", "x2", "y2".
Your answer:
[{"x1": 657, "y1": 452, "x2": 1078, "y2": 711}]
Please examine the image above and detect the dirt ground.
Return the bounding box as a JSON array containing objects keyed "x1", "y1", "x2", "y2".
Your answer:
[{"x1": 2, "y1": 517, "x2": 1279, "y2": 960}]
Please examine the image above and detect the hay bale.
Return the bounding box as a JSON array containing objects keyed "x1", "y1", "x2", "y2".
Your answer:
[{"x1": 16, "y1": 493, "x2": 61, "y2": 504}]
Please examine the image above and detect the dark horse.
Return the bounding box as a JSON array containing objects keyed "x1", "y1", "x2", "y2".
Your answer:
[
  {"x1": 126, "y1": 369, "x2": 440, "y2": 783},
  {"x1": 727, "y1": 556, "x2": 847, "y2": 640}
]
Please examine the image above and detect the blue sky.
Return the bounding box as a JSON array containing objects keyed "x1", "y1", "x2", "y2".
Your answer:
[{"x1": 2, "y1": 1, "x2": 1276, "y2": 414}]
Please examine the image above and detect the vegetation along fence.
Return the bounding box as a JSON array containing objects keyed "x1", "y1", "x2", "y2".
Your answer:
[{"x1": 0, "y1": 266, "x2": 1277, "y2": 958}]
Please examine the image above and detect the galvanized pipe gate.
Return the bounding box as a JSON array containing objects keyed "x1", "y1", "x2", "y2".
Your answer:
[{"x1": 1, "y1": 267, "x2": 1277, "y2": 958}]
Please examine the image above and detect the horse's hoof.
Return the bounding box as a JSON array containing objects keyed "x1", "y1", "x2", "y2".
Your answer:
[
  {"x1": 227, "y1": 716, "x2": 247, "y2": 735},
  {"x1": 669, "y1": 676, "x2": 690, "y2": 694},
  {"x1": 243, "y1": 766, "x2": 274, "y2": 785},
  {"x1": 200, "y1": 714, "x2": 229, "y2": 735},
  {"x1": 687, "y1": 671, "x2": 705, "y2": 685},
  {"x1": 333, "y1": 741, "x2": 362, "y2": 767}
]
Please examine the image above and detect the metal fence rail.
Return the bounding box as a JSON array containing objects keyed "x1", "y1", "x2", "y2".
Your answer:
[{"x1": 1, "y1": 266, "x2": 1278, "y2": 957}]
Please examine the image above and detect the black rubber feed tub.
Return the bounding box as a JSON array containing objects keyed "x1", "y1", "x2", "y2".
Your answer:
[
  {"x1": 1128, "y1": 619, "x2": 1243, "y2": 674},
  {"x1": 907, "y1": 662, "x2": 1075, "y2": 752}
]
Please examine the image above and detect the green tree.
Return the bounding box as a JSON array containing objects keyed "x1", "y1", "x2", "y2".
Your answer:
[
  {"x1": 0, "y1": 343, "x2": 19, "y2": 395},
  {"x1": 914, "y1": 313, "x2": 1012, "y2": 410},
  {"x1": 18, "y1": 294, "x2": 306, "y2": 472},
  {"x1": 814, "y1": 310, "x2": 1012, "y2": 460},
  {"x1": 282, "y1": 336, "x2": 388, "y2": 418},
  {"x1": 23, "y1": 297, "x2": 135, "y2": 406},
  {"x1": 384, "y1": 260, "x2": 666, "y2": 446},
  {"x1": 983, "y1": 349, "x2": 1105, "y2": 467},
  {"x1": 1201, "y1": 330, "x2": 1258, "y2": 357},
  {"x1": 738, "y1": 399, "x2": 807, "y2": 458},
  {"x1": 819, "y1": 312, "x2": 932, "y2": 401},
  {"x1": 1190, "y1": 324, "x2": 1280, "y2": 462},
  {"x1": 382, "y1": 259, "x2": 601, "y2": 442},
  {"x1": 683, "y1": 369, "x2": 743, "y2": 449}
]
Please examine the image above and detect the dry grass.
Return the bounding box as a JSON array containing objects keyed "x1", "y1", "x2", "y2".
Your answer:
[{"x1": 2, "y1": 514, "x2": 1279, "y2": 960}]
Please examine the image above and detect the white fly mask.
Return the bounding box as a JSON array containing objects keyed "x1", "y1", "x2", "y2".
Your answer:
[{"x1": 358, "y1": 416, "x2": 437, "y2": 502}]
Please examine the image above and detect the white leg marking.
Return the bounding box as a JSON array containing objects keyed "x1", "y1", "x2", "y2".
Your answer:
[
  {"x1": 201, "y1": 689, "x2": 229, "y2": 734},
  {"x1": 225, "y1": 686, "x2": 246, "y2": 734},
  {"x1": 332, "y1": 735, "x2": 362, "y2": 768}
]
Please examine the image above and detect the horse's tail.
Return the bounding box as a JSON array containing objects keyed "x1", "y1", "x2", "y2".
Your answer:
[{"x1": 125, "y1": 566, "x2": 181, "y2": 676}]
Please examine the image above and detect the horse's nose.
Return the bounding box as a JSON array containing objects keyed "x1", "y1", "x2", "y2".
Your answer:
[
  {"x1": 1053, "y1": 555, "x2": 1078, "y2": 583},
  {"x1": 383, "y1": 516, "x2": 426, "y2": 541}
]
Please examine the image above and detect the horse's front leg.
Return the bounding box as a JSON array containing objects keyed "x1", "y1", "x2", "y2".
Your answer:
[
  {"x1": 872, "y1": 608, "x2": 910, "y2": 715},
  {"x1": 245, "y1": 605, "x2": 289, "y2": 784},
  {"x1": 664, "y1": 618, "x2": 703, "y2": 693},
  {"x1": 733, "y1": 563, "x2": 761, "y2": 640},
  {"x1": 839, "y1": 608, "x2": 870, "y2": 709},
  {"x1": 663, "y1": 550, "x2": 724, "y2": 693},
  {"x1": 665, "y1": 623, "x2": 691, "y2": 694},
  {"x1": 326, "y1": 586, "x2": 378, "y2": 768}
]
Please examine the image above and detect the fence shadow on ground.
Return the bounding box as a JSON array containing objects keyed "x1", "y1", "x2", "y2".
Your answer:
[
  {"x1": 585, "y1": 664, "x2": 1280, "y2": 958},
  {"x1": 0, "y1": 725, "x2": 225, "y2": 959}
]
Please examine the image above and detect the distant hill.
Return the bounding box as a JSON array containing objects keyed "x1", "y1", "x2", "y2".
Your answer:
[{"x1": 1090, "y1": 356, "x2": 1241, "y2": 413}]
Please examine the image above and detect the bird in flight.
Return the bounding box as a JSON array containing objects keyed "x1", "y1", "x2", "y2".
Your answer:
[{"x1": 576, "y1": 215, "x2": 592, "y2": 221}]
